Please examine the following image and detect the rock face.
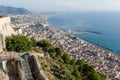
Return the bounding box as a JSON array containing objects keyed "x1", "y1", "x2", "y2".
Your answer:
[
  {"x1": 0, "y1": 70, "x2": 9, "y2": 80},
  {"x1": 0, "y1": 16, "x2": 22, "y2": 52}
]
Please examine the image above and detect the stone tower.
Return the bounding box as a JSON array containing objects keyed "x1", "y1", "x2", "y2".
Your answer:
[{"x1": 0, "y1": 16, "x2": 22, "y2": 52}]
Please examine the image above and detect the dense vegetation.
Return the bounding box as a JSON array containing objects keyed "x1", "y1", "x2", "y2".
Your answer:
[
  {"x1": 6, "y1": 35, "x2": 106, "y2": 80},
  {"x1": 37, "y1": 40, "x2": 106, "y2": 80},
  {"x1": 5, "y1": 35, "x2": 33, "y2": 52}
]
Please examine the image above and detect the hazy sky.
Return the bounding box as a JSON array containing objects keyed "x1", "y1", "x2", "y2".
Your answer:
[{"x1": 1, "y1": 0, "x2": 120, "y2": 12}]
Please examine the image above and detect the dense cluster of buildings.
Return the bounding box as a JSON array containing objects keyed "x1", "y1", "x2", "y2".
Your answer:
[{"x1": 12, "y1": 15, "x2": 120, "y2": 80}]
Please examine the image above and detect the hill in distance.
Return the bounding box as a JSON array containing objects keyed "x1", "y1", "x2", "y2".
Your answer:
[{"x1": 0, "y1": 5, "x2": 31, "y2": 15}]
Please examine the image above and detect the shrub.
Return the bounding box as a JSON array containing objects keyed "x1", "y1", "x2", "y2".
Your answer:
[{"x1": 6, "y1": 35, "x2": 33, "y2": 52}]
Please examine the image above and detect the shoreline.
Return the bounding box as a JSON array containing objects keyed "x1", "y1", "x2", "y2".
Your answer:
[
  {"x1": 20, "y1": 14, "x2": 120, "y2": 79},
  {"x1": 47, "y1": 14, "x2": 120, "y2": 57}
]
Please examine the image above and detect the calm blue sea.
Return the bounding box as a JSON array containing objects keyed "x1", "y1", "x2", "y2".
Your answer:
[{"x1": 48, "y1": 12, "x2": 120, "y2": 55}]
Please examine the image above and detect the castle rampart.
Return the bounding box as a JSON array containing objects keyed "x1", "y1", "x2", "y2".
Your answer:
[{"x1": 0, "y1": 16, "x2": 22, "y2": 52}]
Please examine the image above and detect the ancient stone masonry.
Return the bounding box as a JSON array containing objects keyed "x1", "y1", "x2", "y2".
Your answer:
[
  {"x1": 0, "y1": 16, "x2": 22, "y2": 52},
  {"x1": 16, "y1": 53, "x2": 49, "y2": 80}
]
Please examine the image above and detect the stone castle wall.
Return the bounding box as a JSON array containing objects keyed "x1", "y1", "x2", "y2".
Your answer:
[{"x1": 0, "y1": 16, "x2": 22, "y2": 52}]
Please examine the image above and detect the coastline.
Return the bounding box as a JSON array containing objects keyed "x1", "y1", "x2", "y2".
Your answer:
[
  {"x1": 47, "y1": 12, "x2": 120, "y2": 56},
  {"x1": 46, "y1": 14, "x2": 120, "y2": 79},
  {"x1": 47, "y1": 14, "x2": 120, "y2": 57},
  {"x1": 21, "y1": 14, "x2": 120, "y2": 79}
]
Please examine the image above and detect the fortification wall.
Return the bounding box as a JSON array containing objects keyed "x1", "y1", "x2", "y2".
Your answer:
[
  {"x1": 0, "y1": 17, "x2": 22, "y2": 52},
  {"x1": 0, "y1": 17, "x2": 18, "y2": 36},
  {"x1": 32, "y1": 55, "x2": 48, "y2": 80},
  {"x1": 0, "y1": 34, "x2": 3, "y2": 52}
]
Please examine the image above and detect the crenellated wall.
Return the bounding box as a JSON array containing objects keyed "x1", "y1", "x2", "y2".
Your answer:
[{"x1": 0, "y1": 16, "x2": 22, "y2": 52}]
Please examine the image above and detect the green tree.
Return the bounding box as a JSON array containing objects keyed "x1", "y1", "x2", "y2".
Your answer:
[
  {"x1": 47, "y1": 46, "x2": 55, "y2": 53},
  {"x1": 70, "y1": 59, "x2": 76, "y2": 65},
  {"x1": 55, "y1": 47, "x2": 62, "y2": 56},
  {"x1": 6, "y1": 35, "x2": 32, "y2": 52},
  {"x1": 76, "y1": 59, "x2": 85, "y2": 72},
  {"x1": 72, "y1": 69, "x2": 81, "y2": 80},
  {"x1": 62, "y1": 53, "x2": 71, "y2": 64},
  {"x1": 31, "y1": 37, "x2": 37, "y2": 46},
  {"x1": 76, "y1": 59, "x2": 85, "y2": 65},
  {"x1": 37, "y1": 39, "x2": 52, "y2": 48},
  {"x1": 5, "y1": 36, "x2": 14, "y2": 51},
  {"x1": 37, "y1": 39, "x2": 54, "y2": 53}
]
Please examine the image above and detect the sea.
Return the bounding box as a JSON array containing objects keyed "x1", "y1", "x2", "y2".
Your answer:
[{"x1": 47, "y1": 12, "x2": 120, "y2": 55}]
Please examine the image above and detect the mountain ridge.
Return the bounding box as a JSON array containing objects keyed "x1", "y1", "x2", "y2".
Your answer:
[{"x1": 0, "y1": 5, "x2": 31, "y2": 15}]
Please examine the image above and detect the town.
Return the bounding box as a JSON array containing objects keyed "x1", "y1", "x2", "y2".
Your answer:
[{"x1": 11, "y1": 14, "x2": 120, "y2": 80}]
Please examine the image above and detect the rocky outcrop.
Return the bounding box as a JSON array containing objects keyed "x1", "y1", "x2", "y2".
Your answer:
[{"x1": 0, "y1": 70, "x2": 9, "y2": 80}]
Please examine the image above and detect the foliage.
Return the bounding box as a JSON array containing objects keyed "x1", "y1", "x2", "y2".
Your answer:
[
  {"x1": 37, "y1": 40, "x2": 63, "y2": 56},
  {"x1": 37, "y1": 39, "x2": 107, "y2": 80},
  {"x1": 37, "y1": 39, "x2": 52, "y2": 48},
  {"x1": 62, "y1": 53, "x2": 71, "y2": 64},
  {"x1": 6, "y1": 35, "x2": 33, "y2": 52},
  {"x1": 70, "y1": 59, "x2": 76, "y2": 65},
  {"x1": 55, "y1": 47, "x2": 62, "y2": 56},
  {"x1": 31, "y1": 37, "x2": 37, "y2": 46},
  {"x1": 37, "y1": 39, "x2": 55, "y2": 53}
]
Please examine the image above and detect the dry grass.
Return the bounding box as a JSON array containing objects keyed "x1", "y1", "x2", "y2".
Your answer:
[{"x1": 38, "y1": 56, "x2": 58, "y2": 80}]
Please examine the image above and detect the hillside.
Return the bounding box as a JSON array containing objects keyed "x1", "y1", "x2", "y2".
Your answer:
[
  {"x1": 0, "y1": 6, "x2": 31, "y2": 15},
  {"x1": 36, "y1": 40, "x2": 107, "y2": 80},
  {"x1": 5, "y1": 35, "x2": 107, "y2": 80}
]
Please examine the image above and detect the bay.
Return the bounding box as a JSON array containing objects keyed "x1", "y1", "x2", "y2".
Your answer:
[{"x1": 48, "y1": 12, "x2": 120, "y2": 55}]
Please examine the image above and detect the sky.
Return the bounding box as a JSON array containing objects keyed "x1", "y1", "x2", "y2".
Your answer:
[{"x1": 0, "y1": 0, "x2": 120, "y2": 12}]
